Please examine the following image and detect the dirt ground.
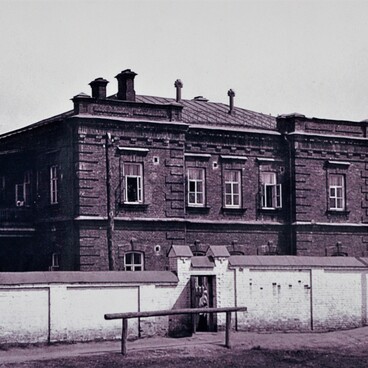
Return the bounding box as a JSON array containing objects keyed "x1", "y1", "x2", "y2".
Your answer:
[{"x1": 1, "y1": 341, "x2": 368, "y2": 368}]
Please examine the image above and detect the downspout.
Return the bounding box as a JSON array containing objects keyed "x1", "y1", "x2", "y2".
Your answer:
[
  {"x1": 309, "y1": 269, "x2": 314, "y2": 330},
  {"x1": 283, "y1": 134, "x2": 295, "y2": 255},
  {"x1": 233, "y1": 268, "x2": 238, "y2": 331},
  {"x1": 105, "y1": 133, "x2": 115, "y2": 270}
]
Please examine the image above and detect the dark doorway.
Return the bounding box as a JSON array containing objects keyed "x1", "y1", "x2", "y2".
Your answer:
[{"x1": 191, "y1": 275, "x2": 216, "y2": 332}]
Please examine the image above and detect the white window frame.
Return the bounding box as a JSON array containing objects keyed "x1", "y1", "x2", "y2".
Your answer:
[
  {"x1": 15, "y1": 171, "x2": 31, "y2": 206},
  {"x1": 15, "y1": 183, "x2": 25, "y2": 207},
  {"x1": 224, "y1": 170, "x2": 241, "y2": 208},
  {"x1": 50, "y1": 166, "x2": 58, "y2": 204},
  {"x1": 328, "y1": 174, "x2": 345, "y2": 211},
  {"x1": 48, "y1": 253, "x2": 60, "y2": 271},
  {"x1": 124, "y1": 252, "x2": 144, "y2": 271},
  {"x1": 187, "y1": 168, "x2": 205, "y2": 207},
  {"x1": 0, "y1": 175, "x2": 5, "y2": 202},
  {"x1": 123, "y1": 163, "x2": 143, "y2": 204},
  {"x1": 261, "y1": 172, "x2": 282, "y2": 210},
  {"x1": 24, "y1": 170, "x2": 31, "y2": 206}
]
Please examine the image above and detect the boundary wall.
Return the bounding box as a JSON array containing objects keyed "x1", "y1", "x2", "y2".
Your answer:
[{"x1": 1, "y1": 247, "x2": 368, "y2": 344}]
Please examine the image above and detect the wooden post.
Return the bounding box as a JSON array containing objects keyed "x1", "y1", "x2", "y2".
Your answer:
[
  {"x1": 121, "y1": 318, "x2": 128, "y2": 355},
  {"x1": 225, "y1": 311, "x2": 232, "y2": 348}
]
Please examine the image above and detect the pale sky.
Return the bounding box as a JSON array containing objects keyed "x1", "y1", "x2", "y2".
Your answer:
[{"x1": 1, "y1": 0, "x2": 368, "y2": 134}]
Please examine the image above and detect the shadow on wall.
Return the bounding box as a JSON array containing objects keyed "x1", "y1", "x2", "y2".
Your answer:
[{"x1": 168, "y1": 279, "x2": 193, "y2": 338}]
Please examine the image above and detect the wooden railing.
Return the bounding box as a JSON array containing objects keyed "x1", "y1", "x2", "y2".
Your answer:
[{"x1": 105, "y1": 306, "x2": 247, "y2": 356}]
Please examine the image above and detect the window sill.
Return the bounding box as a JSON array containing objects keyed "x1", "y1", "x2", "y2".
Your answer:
[
  {"x1": 120, "y1": 203, "x2": 149, "y2": 211},
  {"x1": 186, "y1": 206, "x2": 211, "y2": 214},
  {"x1": 260, "y1": 207, "x2": 282, "y2": 212},
  {"x1": 326, "y1": 209, "x2": 350, "y2": 216},
  {"x1": 221, "y1": 207, "x2": 247, "y2": 215}
]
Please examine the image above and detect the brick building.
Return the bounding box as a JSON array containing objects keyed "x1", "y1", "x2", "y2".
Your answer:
[{"x1": 0, "y1": 69, "x2": 367, "y2": 272}]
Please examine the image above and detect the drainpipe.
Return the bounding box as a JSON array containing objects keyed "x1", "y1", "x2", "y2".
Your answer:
[
  {"x1": 233, "y1": 268, "x2": 238, "y2": 331},
  {"x1": 283, "y1": 134, "x2": 295, "y2": 255},
  {"x1": 309, "y1": 269, "x2": 314, "y2": 330},
  {"x1": 105, "y1": 133, "x2": 115, "y2": 270}
]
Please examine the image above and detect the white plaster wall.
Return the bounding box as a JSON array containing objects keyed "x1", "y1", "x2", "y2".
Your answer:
[
  {"x1": 65, "y1": 285, "x2": 139, "y2": 341},
  {"x1": 1, "y1": 263, "x2": 368, "y2": 345},
  {"x1": 139, "y1": 284, "x2": 176, "y2": 336},
  {"x1": 235, "y1": 268, "x2": 312, "y2": 331},
  {"x1": 0, "y1": 287, "x2": 49, "y2": 344},
  {"x1": 312, "y1": 269, "x2": 362, "y2": 330}
]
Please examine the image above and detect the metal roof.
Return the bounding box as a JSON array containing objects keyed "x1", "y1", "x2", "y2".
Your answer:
[
  {"x1": 168, "y1": 245, "x2": 193, "y2": 258},
  {"x1": 191, "y1": 256, "x2": 215, "y2": 269},
  {"x1": 228, "y1": 256, "x2": 368, "y2": 268},
  {"x1": 136, "y1": 95, "x2": 276, "y2": 130},
  {"x1": 0, "y1": 271, "x2": 179, "y2": 285},
  {"x1": 207, "y1": 245, "x2": 230, "y2": 258}
]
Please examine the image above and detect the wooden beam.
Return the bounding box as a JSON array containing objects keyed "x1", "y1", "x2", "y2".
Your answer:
[
  {"x1": 225, "y1": 311, "x2": 232, "y2": 348},
  {"x1": 122, "y1": 318, "x2": 128, "y2": 356},
  {"x1": 105, "y1": 306, "x2": 246, "y2": 320},
  {"x1": 105, "y1": 306, "x2": 247, "y2": 356}
]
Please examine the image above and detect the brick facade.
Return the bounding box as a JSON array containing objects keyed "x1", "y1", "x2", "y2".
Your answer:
[{"x1": 0, "y1": 69, "x2": 367, "y2": 271}]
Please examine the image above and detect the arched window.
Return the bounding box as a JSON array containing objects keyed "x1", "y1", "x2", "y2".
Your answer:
[{"x1": 124, "y1": 252, "x2": 144, "y2": 271}]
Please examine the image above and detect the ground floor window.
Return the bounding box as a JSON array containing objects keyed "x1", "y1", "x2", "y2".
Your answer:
[{"x1": 124, "y1": 252, "x2": 144, "y2": 271}]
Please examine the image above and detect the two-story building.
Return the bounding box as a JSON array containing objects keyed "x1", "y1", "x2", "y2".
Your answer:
[{"x1": 0, "y1": 69, "x2": 367, "y2": 271}]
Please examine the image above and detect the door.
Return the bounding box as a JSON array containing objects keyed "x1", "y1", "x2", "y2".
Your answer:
[{"x1": 191, "y1": 275, "x2": 216, "y2": 332}]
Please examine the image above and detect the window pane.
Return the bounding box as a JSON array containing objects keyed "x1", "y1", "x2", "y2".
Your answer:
[
  {"x1": 225, "y1": 183, "x2": 231, "y2": 194},
  {"x1": 125, "y1": 253, "x2": 132, "y2": 264},
  {"x1": 225, "y1": 194, "x2": 232, "y2": 205},
  {"x1": 196, "y1": 193, "x2": 203, "y2": 204},
  {"x1": 197, "y1": 182, "x2": 203, "y2": 193},
  {"x1": 233, "y1": 194, "x2": 240, "y2": 206},
  {"x1": 134, "y1": 253, "x2": 141, "y2": 264},
  {"x1": 330, "y1": 174, "x2": 343, "y2": 186},
  {"x1": 189, "y1": 168, "x2": 203, "y2": 180},
  {"x1": 336, "y1": 199, "x2": 342, "y2": 208},
  {"x1": 265, "y1": 186, "x2": 273, "y2": 207},
  {"x1": 127, "y1": 177, "x2": 138, "y2": 202},
  {"x1": 189, "y1": 193, "x2": 195, "y2": 203},
  {"x1": 261, "y1": 172, "x2": 276, "y2": 184}
]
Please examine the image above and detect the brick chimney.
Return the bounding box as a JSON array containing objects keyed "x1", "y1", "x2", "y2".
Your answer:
[
  {"x1": 89, "y1": 78, "x2": 109, "y2": 99},
  {"x1": 115, "y1": 69, "x2": 137, "y2": 101}
]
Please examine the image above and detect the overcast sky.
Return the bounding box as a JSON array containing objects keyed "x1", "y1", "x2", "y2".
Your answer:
[{"x1": 0, "y1": 0, "x2": 367, "y2": 134}]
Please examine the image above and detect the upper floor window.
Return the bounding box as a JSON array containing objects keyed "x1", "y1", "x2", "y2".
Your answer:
[
  {"x1": 49, "y1": 253, "x2": 60, "y2": 271},
  {"x1": 187, "y1": 168, "x2": 205, "y2": 206},
  {"x1": 224, "y1": 170, "x2": 241, "y2": 208},
  {"x1": 328, "y1": 174, "x2": 345, "y2": 211},
  {"x1": 124, "y1": 163, "x2": 143, "y2": 203},
  {"x1": 15, "y1": 171, "x2": 31, "y2": 207},
  {"x1": 0, "y1": 176, "x2": 5, "y2": 202},
  {"x1": 124, "y1": 252, "x2": 144, "y2": 271},
  {"x1": 50, "y1": 166, "x2": 58, "y2": 204},
  {"x1": 260, "y1": 172, "x2": 282, "y2": 209}
]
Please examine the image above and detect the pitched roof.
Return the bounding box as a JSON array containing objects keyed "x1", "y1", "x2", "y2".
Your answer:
[
  {"x1": 207, "y1": 245, "x2": 230, "y2": 258},
  {"x1": 0, "y1": 94, "x2": 276, "y2": 140},
  {"x1": 191, "y1": 256, "x2": 215, "y2": 269},
  {"x1": 136, "y1": 95, "x2": 276, "y2": 130},
  {"x1": 168, "y1": 245, "x2": 193, "y2": 258},
  {"x1": 228, "y1": 255, "x2": 367, "y2": 268},
  {"x1": 0, "y1": 271, "x2": 179, "y2": 285}
]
